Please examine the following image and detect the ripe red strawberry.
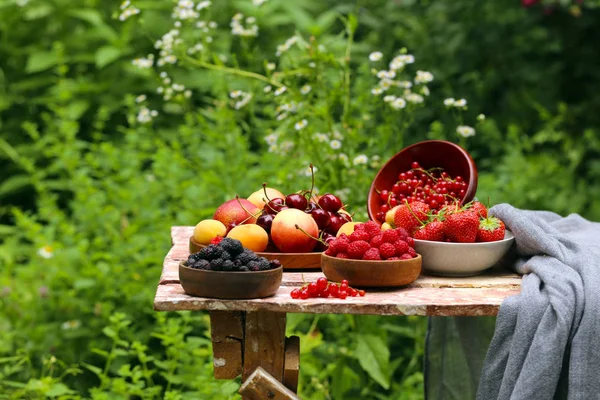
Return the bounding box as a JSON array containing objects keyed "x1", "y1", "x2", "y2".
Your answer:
[
  {"x1": 469, "y1": 201, "x2": 488, "y2": 219},
  {"x1": 370, "y1": 234, "x2": 384, "y2": 248},
  {"x1": 349, "y1": 230, "x2": 371, "y2": 242},
  {"x1": 444, "y1": 210, "x2": 479, "y2": 243},
  {"x1": 393, "y1": 240, "x2": 409, "y2": 255},
  {"x1": 363, "y1": 221, "x2": 382, "y2": 238},
  {"x1": 413, "y1": 220, "x2": 445, "y2": 242},
  {"x1": 379, "y1": 242, "x2": 396, "y2": 259},
  {"x1": 477, "y1": 216, "x2": 506, "y2": 242},
  {"x1": 347, "y1": 240, "x2": 370, "y2": 259},
  {"x1": 382, "y1": 229, "x2": 399, "y2": 243},
  {"x1": 363, "y1": 248, "x2": 382, "y2": 260},
  {"x1": 393, "y1": 201, "x2": 430, "y2": 234}
]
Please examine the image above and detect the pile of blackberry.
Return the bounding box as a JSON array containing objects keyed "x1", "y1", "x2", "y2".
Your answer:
[{"x1": 185, "y1": 238, "x2": 281, "y2": 272}]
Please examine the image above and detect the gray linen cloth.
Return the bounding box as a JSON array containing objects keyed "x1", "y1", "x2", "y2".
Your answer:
[{"x1": 425, "y1": 204, "x2": 600, "y2": 400}]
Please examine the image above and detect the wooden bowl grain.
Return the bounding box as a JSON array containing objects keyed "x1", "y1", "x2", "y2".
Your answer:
[
  {"x1": 189, "y1": 236, "x2": 322, "y2": 270},
  {"x1": 321, "y1": 253, "x2": 422, "y2": 288},
  {"x1": 368, "y1": 140, "x2": 478, "y2": 223},
  {"x1": 179, "y1": 261, "x2": 283, "y2": 299}
]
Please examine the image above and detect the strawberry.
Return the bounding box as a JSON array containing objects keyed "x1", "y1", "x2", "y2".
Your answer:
[
  {"x1": 413, "y1": 220, "x2": 445, "y2": 242},
  {"x1": 393, "y1": 201, "x2": 430, "y2": 234},
  {"x1": 363, "y1": 248, "x2": 382, "y2": 260},
  {"x1": 477, "y1": 217, "x2": 506, "y2": 242},
  {"x1": 379, "y1": 242, "x2": 396, "y2": 259},
  {"x1": 443, "y1": 210, "x2": 479, "y2": 243},
  {"x1": 347, "y1": 240, "x2": 370, "y2": 259},
  {"x1": 349, "y1": 230, "x2": 370, "y2": 242},
  {"x1": 468, "y1": 201, "x2": 488, "y2": 219}
]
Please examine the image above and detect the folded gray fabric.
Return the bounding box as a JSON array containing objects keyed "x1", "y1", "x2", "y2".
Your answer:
[{"x1": 476, "y1": 204, "x2": 600, "y2": 400}]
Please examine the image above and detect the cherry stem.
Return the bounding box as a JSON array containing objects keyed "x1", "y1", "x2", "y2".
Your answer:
[
  {"x1": 262, "y1": 182, "x2": 273, "y2": 204},
  {"x1": 294, "y1": 224, "x2": 326, "y2": 245},
  {"x1": 235, "y1": 195, "x2": 262, "y2": 223},
  {"x1": 308, "y1": 164, "x2": 315, "y2": 202}
]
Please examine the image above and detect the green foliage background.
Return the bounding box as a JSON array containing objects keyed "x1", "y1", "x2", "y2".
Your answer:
[{"x1": 1, "y1": 0, "x2": 599, "y2": 398}]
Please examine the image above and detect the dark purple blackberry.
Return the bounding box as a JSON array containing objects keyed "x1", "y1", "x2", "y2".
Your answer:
[
  {"x1": 191, "y1": 259, "x2": 210, "y2": 270},
  {"x1": 269, "y1": 259, "x2": 282, "y2": 269},
  {"x1": 238, "y1": 266, "x2": 250, "y2": 272},
  {"x1": 220, "y1": 250, "x2": 232, "y2": 261},
  {"x1": 221, "y1": 260, "x2": 235, "y2": 271},
  {"x1": 247, "y1": 260, "x2": 261, "y2": 272},
  {"x1": 187, "y1": 252, "x2": 204, "y2": 265},
  {"x1": 235, "y1": 250, "x2": 259, "y2": 265},
  {"x1": 256, "y1": 258, "x2": 271, "y2": 271},
  {"x1": 219, "y1": 238, "x2": 244, "y2": 257},
  {"x1": 210, "y1": 258, "x2": 225, "y2": 270},
  {"x1": 199, "y1": 245, "x2": 223, "y2": 260}
]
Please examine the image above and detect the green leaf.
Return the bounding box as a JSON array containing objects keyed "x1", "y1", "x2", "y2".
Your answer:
[
  {"x1": 354, "y1": 334, "x2": 390, "y2": 389},
  {"x1": 26, "y1": 51, "x2": 58, "y2": 73},
  {"x1": 95, "y1": 46, "x2": 121, "y2": 69},
  {"x1": 83, "y1": 362, "x2": 103, "y2": 377},
  {"x1": 74, "y1": 278, "x2": 96, "y2": 290},
  {"x1": 46, "y1": 383, "x2": 73, "y2": 397},
  {"x1": 102, "y1": 327, "x2": 117, "y2": 339}
]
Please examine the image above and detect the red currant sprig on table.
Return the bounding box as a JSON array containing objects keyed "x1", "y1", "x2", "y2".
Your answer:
[
  {"x1": 376, "y1": 161, "x2": 468, "y2": 221},
  {"x1": 290, "y1": 278, "x2": 366, "y2": 300}
]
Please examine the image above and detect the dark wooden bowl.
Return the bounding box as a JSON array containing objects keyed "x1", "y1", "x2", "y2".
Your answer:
[
  {"x1": 189, "y1": 236, "x2": 321, "y2": 270},
  {"x1": 179, "y1": 261, "x2": 283, "y2": 299},
  {"x1": 368, "y1": 140, "x2": 478, "y2": 223},
  {"x1": 321, "y1": 253, "x2": 422, "y2": 288}
]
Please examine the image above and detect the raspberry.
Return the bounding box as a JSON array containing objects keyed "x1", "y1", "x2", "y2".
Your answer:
[
  {"x1": 349, "y1": 230, "x2": 370, "y2": 242},
  {"x1": 347, "y1": 240, "x2": 370, "y2": 259},
  {"x1": 379, "y1": 242, "x2": 396, "y2": 259},
  {"x1": 406, "y1": 237, "x2": 414, "y2": 247},
  {"x1": 363, "y1": 248, "x2": 381, "y2": 260},
  {"x1": 395, "y1": 227, "x2": 409, "y2": 240},
  {"x1": 354, "y1": 224, "x2": 366, "y2": 231},
  {"x1": 370, "y1": 234, "x2": 384, "y2": 248},
  {"x1": 210, "y1": 236, "x2": 224, "y2": 245},
  {"x1": 400, "y1": 253, "x2": 413, "y2": 260},
  {"x1": 407, "y1": 247, "x2": 416, "y2": 257},
  {"x1": 335, "y1": 237, "x2": 350, "y2": 253},
  {"x1": 382, "y1": 229, "x2": 399, "y2": 243},
  {"x1": 336, "y1": 252, "x2": 349, "y2": 259},
  {"x1": 393, "y1": 240, "x2": 409, "y2": 255},
  {"x1": 325, "y1": 246, "x2": 336, "y2": 256},
  {"x1": 387, "y1": 257, "x2": 401, "y2": 261},
  {"x1": 363, "y1": 221, "x2": 381, "y2": 238}
]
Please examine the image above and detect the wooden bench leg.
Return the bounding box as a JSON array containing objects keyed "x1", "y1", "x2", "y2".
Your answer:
[
  {"x1": 239, "y1": 367, "x2": 300, "y2": 400},
  {"x1": 283, "y1": 336, "x2": 300, "y2": 393},
  {"x1": 209, "y1": 311, "x2": 244, "y2": 379},
  {"x1": 242, "y1": 311, "x2": 287, "y2": 382}
]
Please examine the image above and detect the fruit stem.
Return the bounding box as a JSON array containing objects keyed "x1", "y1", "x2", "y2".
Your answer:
[
  {"x1": 404, "y1": 199, "x2": 429, "y2": 227},
  {"x1": 262, "y1": 182, "x2": 273, "y2": 203},
  {"x1": 308, "y1": 164, "x2": 315, "y2": 202},
  {"x1": 235, "y1": 195, "x2": 262, "y2": 223},
  {"x1": 294, "y1": 224, "x2": 327, "y2": 245}
]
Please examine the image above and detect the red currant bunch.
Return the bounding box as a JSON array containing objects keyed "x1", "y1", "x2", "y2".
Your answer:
[{"x1": 290, "y1": 278, "x2": 366, "y2": 300}]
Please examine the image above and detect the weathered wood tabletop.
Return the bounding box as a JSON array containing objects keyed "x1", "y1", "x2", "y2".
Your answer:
[{"x1": 154, "y1": 226, "x2": 522, "y2": 317}]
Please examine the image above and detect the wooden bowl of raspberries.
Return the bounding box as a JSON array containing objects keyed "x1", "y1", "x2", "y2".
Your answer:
[
  {"x1": 180, "y1": 238, "x2": 283, "y2": 299},
  {"x1": 368, "y1": 140, "x2": 478, "y2": 224},
  {"x1": 320, "y1": 221, "x2": 422, "y2": 287}
]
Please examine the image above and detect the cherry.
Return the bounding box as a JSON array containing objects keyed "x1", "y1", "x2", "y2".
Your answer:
[
  {"x1": 327, "y1": 212, "x2": 346, "y2": 235},
  {"x1": 286, "y1": 193, "x2": 308, "y2": 210},
  {"x1": 310, "y1": 208, "x2": 331, "y2": 230},
  {"x1": 264, "y1": 198, "x2": 285, "y2": 214},
  {"x1": 226, "y1": 222, "x2": 237, "y2": 235},
  {"x1": 318, "y1": 194, "x2": 343, "y2": 213},
  {"x1": 339, "y1": 212, "x2": 352, "y2": 223},
  {"x1": 305, "y1": 202, "x2": 318, "y2": 213},
  {"x1": 256, "y1": 213, "x2": 274, "y2": 234}
]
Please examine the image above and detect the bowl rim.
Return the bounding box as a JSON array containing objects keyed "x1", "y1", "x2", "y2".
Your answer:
[
  {"x1": 367, "y1": 139, "x2": 477, "y2": 222},
  {"x1": 321, "y1": 252, "x2": 422, "y2": 264},
  {"x1": 189, "y1": 236, "x2": 323, "y2": 256},
  {"x1": 413, "y1": 229, "x2": 514, "y2": 246},
  {"x1": 179, "y1": 260, "x2": 283, "y2": 274}
]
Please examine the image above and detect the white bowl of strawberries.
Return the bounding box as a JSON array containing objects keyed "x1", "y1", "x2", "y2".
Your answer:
[{"x1": 391, "y1": 200, "x2": 515, "y2": 276}]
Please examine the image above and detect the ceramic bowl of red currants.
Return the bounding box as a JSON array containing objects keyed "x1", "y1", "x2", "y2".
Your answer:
[{"x1": 368, "y1": 140, "x2": 478, "y2": 224}]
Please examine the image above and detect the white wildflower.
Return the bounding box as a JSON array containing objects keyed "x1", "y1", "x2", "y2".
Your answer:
[
  {"x1": 162, "y1": 77, "x2": 171, "y2": 85},
  {"x1": 265, "y1": 133, "x2": 278, "y2": 145},
  {"x1": 338, "y1": 153, "x2": 349, "y2": 163},
  {"x1": 274, "y1": 86, "x2": 287, "y2": 96},
  {"x1": 246, "y1": 16, "x2": 256, "y2": 24},
  {"x1": 369, "y1": 51, "x2": 383, "y2": 62},
  {"x1": 263, "y1": 85, "x2": 272, "y2": 93},
  {"x1": 119, "y1": 4, "x2": 140, "y2": 21},
  {"x1": 120, "y1": 0, "x2": 130, "y2": 9},
  {"x1": 314, "y1": 133, "x2": 328, "y2": 143},
  {"x1": 268, "y1": 144, "x2": 277, "y2": 153},
  {"x1": 135, "y1": 94, "x2": 147, "y2": 103},
  {"x1": 444, "y1": 98, "x2": 456, "y2": 107},
  {"x1": 231, "y1": 13, "x2": 258, "y2": 37},
  {"x1": 477, "y1": 113, "x2": 486, "y2": 121},
  {"x1": 174, "y1": 21, "x2": 182, "y2": 27},
  {"x1": 329, "y1": 140, "x2": 342, "y2": 150},
  {"x1": 353, "y1": 154, "x2": 368, "y2": 166},
  {"x1": 172, "y1": 83, "x2": 185, "y2": 92},
  {"x1": 160, "y1": 71, "x2": 168, "y2": 78},
  {"x1": 137, "y1": 107, "x2": 157, "y2": 123},
  {"x1": 230, "y1": 90, "x2": 243, "y2": 98},
  {"x1": 370, "y1": 155, "x2": 381, "y2": 168},
  {"x1": 233, "y1": 92, "x2": 253, "y2": 110},
  {"x1": 415, "y1": 70, "x2": 434, "y2": 84},
  {"x1": 275, "y1": 36, "x2": 298, "y2": 57},
  {"x1": 173, "y1": 0, "x2": 199, "y2": 20},
  {"x1": 196, "y1": 1, "x2": 211, "y2": 10},
  {"x1": 405, "y1": 93, "x2": 424, "y2": 104},
  {"x1": 184, "y1": 90, "x2": 192, "y2": 98},
  {"x1": 280, "y1": 141, "x2": 294, "y2": 152},
  {"x1": 276, "y1": 113, "x2": 288, "y2": 121},
  {"x1": 376, "y1": 70, "x2": 396, "y2": 80},
  {"x1": 308, "y1": 62, "x2": 316, "y2": 68},
  {"x1": 371, "y1": 87, "x2": 383, "y2": 96},
  {"x1": 397, "y1": 81, "x2": 412, "y2": 89},
  {"x1": 132, "y1": 57, "x2": 153, "y2": 68},
  {"x1": 253, "y1": 0, "x2": 268, "y2": 5},
  {"x1": 456, "y1": 125, "x2": 476, "y2": 137},
  {"x1": 205, "y1": 36, "x2": 213, "y2": 43},
  {"x1": 300, "y1": 85, "x2": 312, "y2": 95},
  {"x1": 391, "y1": 98, "x2": 407, "y2": 109},
  {"x1": 150, "y1": 110, "x2": 158, "y2": 117},
  {"x1": 454, "y1": 98, "x2": 467, "y2": 108},
  {"x1": 61, "y1": 320, "x2": 81, "y2": 330},
  {"x1": 379, "y1": 79, "x2": 393, "y2": 91},
  {"x1": 383, "y1": 95, "x2": 396, "y2": 103},
  {"x1": 421, "y1": 86, "x2": 430, "y2": 96},
  {"x1": 294, "y1": 119, "x2": 308, "y2": 131},
  {"x1": 332, "y1": 131, "x2": 343, "y2": 140},
  {"x1": 38, "y1": 245, "x2": 54, "y2": 259},
  {"x1": 266, "y1": 62, "x2": 276, "y2": 71},
  {"x1": 157, "y1": 87, "x2": 164, "y2": 94}
]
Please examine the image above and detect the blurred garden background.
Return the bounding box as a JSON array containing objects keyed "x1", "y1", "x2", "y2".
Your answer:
[{"x1": 1, "y1": 0, "x2": 600, "y2": 398}]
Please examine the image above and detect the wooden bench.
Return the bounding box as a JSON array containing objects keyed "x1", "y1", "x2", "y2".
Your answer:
[{"x1": 154, "y1": 227, "x2": 521, "y2": 398}]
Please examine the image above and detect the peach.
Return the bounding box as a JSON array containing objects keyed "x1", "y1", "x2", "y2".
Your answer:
[
  {"x1": 213, "y1": 198, "x2": 260, "y2": 227},
  {"x1": 271, "y1": 208, "x2": 319, "y2": 253},
  {"x1": 226, "y1": 224, "x2": 269, "y2": 252},
  {"x1": 247, "y1": 187, "x2": 285, "y2": 210},
  {"x1": 193, "y1": 219, "x2": 227, "y2": 245}
]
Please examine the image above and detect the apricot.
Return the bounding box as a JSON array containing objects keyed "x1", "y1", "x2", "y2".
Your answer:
[
  {"x1": 226, "y1": 224, "x2": 269, "y2": 252},
  {"x1": 193, "y1": 219, "x2": 227, "y2": 245}
]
